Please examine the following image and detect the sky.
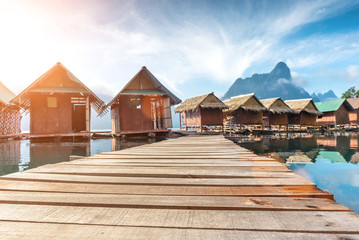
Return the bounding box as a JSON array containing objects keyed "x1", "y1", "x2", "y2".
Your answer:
[{"x1": 0, "y1": 0, "x2": 359, "y2": 129}]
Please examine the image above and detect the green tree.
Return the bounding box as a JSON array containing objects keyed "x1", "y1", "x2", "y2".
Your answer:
[{"x1": 342, "y1": 86, "x2": 359, "y2": 99}]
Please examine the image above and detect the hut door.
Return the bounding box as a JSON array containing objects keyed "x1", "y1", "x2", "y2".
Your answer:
[
  {"x1": 163, "y1": 97, "x2": 172, "y2": 129},
  {"x1": 150, "y1": 98, "x2": 163, "y2": 130},
  {"x1": 151, "y1": 101, "x2": 158, "y2": 130},
  {"x1": 72, "y1": 104, "x2": 86, "y2": 132}
]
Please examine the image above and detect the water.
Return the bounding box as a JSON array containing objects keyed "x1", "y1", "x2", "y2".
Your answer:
[
  {"x1": 0, "y1": 137, "x2": 161, "y2": 176},
  {"x1": 232, "y1": 132, "x2": 359, "y2": 213}
]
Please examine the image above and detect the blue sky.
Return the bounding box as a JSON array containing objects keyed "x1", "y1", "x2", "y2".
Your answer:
[{"x1": 0, "y1": 0, "x2": 359, "y2": 129}]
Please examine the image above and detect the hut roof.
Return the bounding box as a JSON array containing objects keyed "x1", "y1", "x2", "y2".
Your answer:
[
  {"x1": 223, "y1": 93, "x2": 265, "y2": 112},
  {"x1": 11, "y1": 62, "x2": 106, "y2": 115},
  {"x1": 0, "y1": 81, "x2": 16, "y2": 105},
  {"x1": 173, "y1": 93, "x2": 228, "y2": 113},
  {"x1": 284, "y1": 99, "x2": 322, "y2": 115},
  {"x1": 107, "y1": 66, "x2": 181, "y2": 107},
  {"x1": 347, "y1": 98, "x2": 359, "y2": 110},
  {"x1": 315, "y1": 98, "x2": 353, "y2": 113},
  {"x1": 260, "y1": 97, "x2": 295, "y2": 114}
]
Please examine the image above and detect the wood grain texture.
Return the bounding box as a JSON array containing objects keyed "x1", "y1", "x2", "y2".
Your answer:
[{"x1": 0, "y1": 135, "x2": 358, "y2": 239}]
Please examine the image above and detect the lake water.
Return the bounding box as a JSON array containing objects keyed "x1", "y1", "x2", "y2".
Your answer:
[
  {"x1": 0, "y1": 138, "x2": 161, "y2": 176},
  {"x1": 231, "y1": 132, "x2": 359, "y2": 214}
]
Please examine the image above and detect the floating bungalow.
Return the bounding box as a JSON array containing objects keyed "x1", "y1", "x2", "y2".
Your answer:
[
  {"x1": 0, "y1": 82, "x2": 21, "y2": 136},
  {"x1": 11, "y1": 62, "x2": 105, "y2": 136},
  {"x1": 284, "y1": 99, "x2": 321, "y2": 127},
  {"x1": 260, "y1": 97, "x2": 294, "y2": 129},
  {"x1": 107, "y1": 66, "x2": 181, "y2": 136},
  {"x1": 315, "y1": 98, "x2": 354, "y2": 127},
  {"x1": 174, "y1": 93, "x2": 228, "y2": 131},
  {"x1": 223, "y1": 93, "x2": 266, "y2": 129},
  {"x1": 347, "y1": 98, "x2": 359, "y2": 126}
]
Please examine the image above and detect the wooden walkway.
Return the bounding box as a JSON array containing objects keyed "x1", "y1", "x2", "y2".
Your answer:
[{"x1": 0, "y1": 135, "x2": 358, "y2": 239}]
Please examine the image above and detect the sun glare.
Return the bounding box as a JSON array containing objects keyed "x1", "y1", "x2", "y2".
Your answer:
[{"x1": 0, "y1": 1, "x2": 68, "y2": 92}]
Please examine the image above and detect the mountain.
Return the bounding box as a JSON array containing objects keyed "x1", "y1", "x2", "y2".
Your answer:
[
  {"x1": 223, "y1": 62, "x2": 311, "y2": 101},
  {"x1": 311, "y1": 90, "x2": 338, "y2": 102}
]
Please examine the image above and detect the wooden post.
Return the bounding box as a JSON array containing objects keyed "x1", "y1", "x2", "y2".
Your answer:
[
  {"x1": 86, "y1": 140, "x2": 90, "y2": 156},
  {"x1": 86, "y1": 96, "x2": 90, "y2": 132},
  {"x1": 179, "y1": 112, "x2": 182, "y2": 130}
]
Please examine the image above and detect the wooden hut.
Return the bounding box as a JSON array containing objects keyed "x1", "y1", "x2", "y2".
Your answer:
[
  {"x1": 174, "y1": 93, "x2": 228, "y2": 131},
  {"x1": 347, "y1": 98, "x2": 359, "y2": 126},
  {"x1": 260, "y1": 97, "x2": 294, "y2": 129},
  {"x1": 315, "y1": 98, "x2": 353, "y2": 127},
  {"x1": 107, "y1": 66, "x2": 181, "y2": 136},
  {"x1": 11, "y1": 62, "x2": 105, "y2": 135},
  {"x1": 284, "y1": 99, "x2": 321, "y2": 127},
  {"x1": 223, "y1": 93, "x2": 266, "y2": 129},
  {"x1": 0, "y1": 81, "x2": 21, "y2": 136}
]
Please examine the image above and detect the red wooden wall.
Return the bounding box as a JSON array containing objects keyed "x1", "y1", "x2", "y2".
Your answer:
[
  {"x1": 30, "y1": 93, "x2": 88, "y2": 134},
  {"x1": 316, "y1": 104, "x2": 350, "y2": 126}
]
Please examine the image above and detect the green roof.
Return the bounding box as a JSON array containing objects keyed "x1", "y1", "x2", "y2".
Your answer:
[{"x1": 315, "y1": 98, "x2": 347, "y2": 112}]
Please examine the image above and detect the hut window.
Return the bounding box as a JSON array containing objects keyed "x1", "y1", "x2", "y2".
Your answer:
[
  {"x1": 47, "y1": 97, "x2": 57, "y2": 108},
  {"x1": 130, "y1": 98, "x2": 141, "y2": 109}
]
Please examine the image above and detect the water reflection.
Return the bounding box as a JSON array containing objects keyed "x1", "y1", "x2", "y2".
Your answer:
[
  {"x1": 0, "y1": 140, "x2": 21, "y2": 175},
  {"x1": 0, "y1": 137, "x2": 162, "y2": 176},
  {"x1": 233, "y1": 132, "x2": 359, "y2": 213},
  {"x1": 234, "y1": 133, "x2": 359, "y2": 164}
]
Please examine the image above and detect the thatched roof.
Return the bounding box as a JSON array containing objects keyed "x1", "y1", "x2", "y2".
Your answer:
[
  {"x1": 284, "y1": 99, "x2": 322, "y2": 115},
  {"x1": 11, "y1": 62, "x2": 106, "y2": 115},
  {"x1": 0, "y1": 81, "x2": 16, "y2": 106},
  {"x1": 223, "y1": 93, "x2": 265, "y2": 112},
  {"x1": 107, "y1": 66, "x2": 181, "y2": 108},
  {"x1": 260, "y1": 97, "x2": 295, "y2": 114},
  {"x1": 174, "y1": 93, "x2": 228, "y2": 113}
]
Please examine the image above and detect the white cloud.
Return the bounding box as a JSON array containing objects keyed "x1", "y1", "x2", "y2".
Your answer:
[
  {"x1": 345, "y1": 65, "x2": 359, "y2": 82},
  {"x1": 291, "y1": 71, "x2": 309, "y2": 87},
  {"x1": 0, "y1": 0, "x2": 358, "y2": 100},
  {"x1": 278, "y1": 78, "x2": 290, "y2": 84}
]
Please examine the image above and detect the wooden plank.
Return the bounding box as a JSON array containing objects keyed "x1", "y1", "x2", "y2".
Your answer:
[
  {"x1": 99, "y1": 152, "x2": 255, "y2": 156},
  {"x1": 26, "y1": 165, "x2": 296, "y2": 178},
  {"x1": 0, "y1": 191, "x2": 347, "y2": 211},
  {"x1": 69, "y1": 159, "x2": 285, "y2": 167},
  {"x1": 1, "y1": 221, "x2": 357, "y2": 240},
  {"x1": 59, "y1": 163, "x2": 290, "y2": 170},
  {"x1": 0, "y1": 135, "x2": 357, "y2": 239},
  {"x1": 0, "y1": 204, "x2": 357, "y2": 233},
  {"x1": 88, "y1": 154, "x2": 273, "y2": 159},
  {"x1": 87, "y1": 155, "x2": 275, "y2": 161},
  {"x1": 2, "y1": 172, "x2": 316, "y2": 186},
  {"x1": 82, "y1": 155, "x2": 276, "y2": 161},
  {"x1": 0, "y1": 180, "x2": 332, "y2": 198}
]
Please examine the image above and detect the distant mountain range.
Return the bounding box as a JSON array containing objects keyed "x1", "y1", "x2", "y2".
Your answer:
[
  {"x1": 311, "y1": 90, "x2": 338, "y2": 102},
  {"x1": 223, "y1": 62, "x2": 337, "y2": 102},
  {"x1": 223, "y1": 62, "x2": 312, "y2": 101}
]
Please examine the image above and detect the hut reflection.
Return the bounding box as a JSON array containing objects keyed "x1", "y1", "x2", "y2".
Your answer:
[
  {"x1": 0, "y1": 140, "x2": 21, "y2": 175},
  {"x1": 316, "y1": 135, "x2": 356, "y2": 162},
  {"x1": 29, "y1": 139, "x2": 90, "y2": 169},
  {"x1": 111, "y1": 137, "x2": 159, "y2": 152},
  {"x1": 288, "y1": 136, "x2": 318, "y2": 152}
]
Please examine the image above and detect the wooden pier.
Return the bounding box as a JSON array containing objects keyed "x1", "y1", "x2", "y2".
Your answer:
[{"x1": 0, "y1": 135, "x2": 358, "y2": 239}]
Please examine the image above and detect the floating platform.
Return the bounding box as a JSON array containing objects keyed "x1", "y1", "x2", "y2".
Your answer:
[
  {"x1": 112, "y1": 129, "x2": 171, "y2": 138},
  {"x1": 0, "y1": 135, "x2": 358, "y2": 239}
]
